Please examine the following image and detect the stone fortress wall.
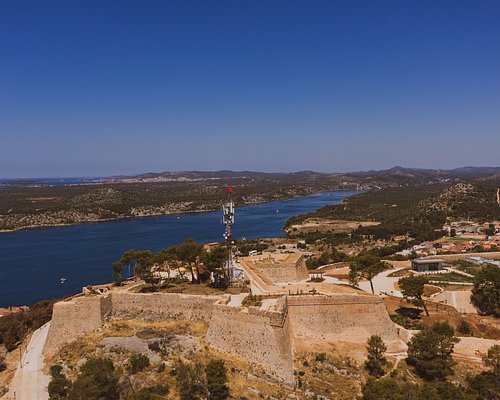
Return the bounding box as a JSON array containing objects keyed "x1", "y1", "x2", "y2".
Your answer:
[
  {"x1": 44, "y1": 292, "x2": 218, "y2": 354},
  {"x1": 240, "y1": 253, "x2": 309, "y2": 283},
  {"x1": 110, "y1": 292, "x2": 218, "y2": 323},
  {"x1": 44, "y1": 290, "x2": 403, "y2": 383},
  {"x1": 206, "y1": 299, "x2": 294, "y2": 382},
  {"x1": 44, "y1": 294, "x2": 112, "y2": 354},
  {"x1": 285, "y1": 294, "x2": 402, "y2": 351}
]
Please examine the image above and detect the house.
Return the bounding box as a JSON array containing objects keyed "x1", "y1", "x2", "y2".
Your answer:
[{"x1": 411, "y1": 258, "x2": 445, "y2": 273}]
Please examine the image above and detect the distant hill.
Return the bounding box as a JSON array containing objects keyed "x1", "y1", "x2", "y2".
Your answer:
[
  {"x1": 286, "y1": 181, "x2": 500, "y2": 242},
  {"x1": 109, "y1": 170, "x2": 326, "y2": 180},
  {"x1": 101, "y1": 166, "x2": 500, "y2": 191}
]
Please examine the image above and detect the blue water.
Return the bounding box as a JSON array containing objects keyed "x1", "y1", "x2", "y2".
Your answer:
[
  {"x1": 0, "y1": 191, "x2": 356, "y2": 307},
  {"x1": 0, "y1": 177, "x2": 102, "y2": 188}
]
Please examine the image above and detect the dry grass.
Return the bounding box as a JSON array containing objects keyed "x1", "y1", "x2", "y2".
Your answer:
[
  {"x1": 108, "y1": 319, "x2": 208, "y2": 338},
  {"x1": 0, "y1": 345, "x2": 21, "y2": 395},
  {"x1": 286, "y1": 218, "x2": 380, "y2": 235},
  {"x1": 423, "y1": 284, "x2": 442, "y2": 297},
  {"x1": 204, "y1": 347, "x2": 295, "y2": 400},
  {"x1": 132, "y1": 282, "x2": 248, "y2": 295},
  {"x1": 294, "y1": 347, "x2": 365, "y2": 400}
]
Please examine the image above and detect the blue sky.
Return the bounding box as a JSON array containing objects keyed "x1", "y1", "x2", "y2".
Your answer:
[{"x1": 1, "y1": 1, "x2": 499, "y2": 177}]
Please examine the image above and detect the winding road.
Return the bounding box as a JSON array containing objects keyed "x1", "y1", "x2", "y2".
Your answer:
[
  {"x1": 6, "y1": 323, "x2": 50, "y2": 400},
  {"x1": 357, "y1": 268, "x2": 404, "y2": 297}
]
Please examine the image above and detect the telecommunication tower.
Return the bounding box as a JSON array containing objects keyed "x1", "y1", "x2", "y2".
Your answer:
[{"x1": 222, "y1": 187, "x2": 235, "y2": 282}]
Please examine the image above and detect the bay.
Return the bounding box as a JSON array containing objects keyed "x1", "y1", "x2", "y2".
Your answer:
[{"x1": 0, "y1": 191, "x2": 356, "y2": 307}]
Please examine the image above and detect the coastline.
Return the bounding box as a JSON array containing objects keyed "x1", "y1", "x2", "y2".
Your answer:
[{"x1": 0, "y1": 190, "x2": 353, "y2": 233}]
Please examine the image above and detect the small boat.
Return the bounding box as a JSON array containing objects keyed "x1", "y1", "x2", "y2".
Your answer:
[
  {"x1": 276, "y1": 209, "x2": 279, "y2": 213},
  {"x1": 177, "y1": 216, "x2": 181, "y2": 219},
  {"x1": 60, "y1": 278, "x2": 67, "y2": 284}
]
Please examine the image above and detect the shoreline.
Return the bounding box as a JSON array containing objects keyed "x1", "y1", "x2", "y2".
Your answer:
[{"x1": 0, "y1": 189, "x2": 355, "y2": 233}]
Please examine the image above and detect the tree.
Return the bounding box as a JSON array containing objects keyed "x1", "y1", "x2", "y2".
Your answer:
[
  {"x1": 418, "y1": 381, "x2": 471, "y2": 400},
  {"x1": 360, "y1": 378, "x2": 473, "y2": 400},
  {"x1": 483, "y1": 344, "x2": 500, "y2": 377},
  {"x1": 399, "y1": 275, "x2": 430, "y2": 316},
  {"x1": 67, "y1": 357, "x2": 119, "y2": 400},
  {"x1": 154, "y1": 246, "x2": 180, "y2": 282},
  {"x1": 125, "y1": 384, "x2": 169, "y2": 400},
  {"x1": 349, "y1": 253, "x2": 386, "y2": 294},
  {"x1": 205, "y1": 359, "x2": 229, "y2": 400},
  {"x1": 406, "y1": 322, "x2": 459, "y2": 380},
  {"x1": 175, "y1": 359, "x2": 207, "y2": 400},
  {"x1": 177, "y1": 238, "x2": 204, "y2": 283},
  {"x1": 48, "y1": 364, "x2": 71, "y2": 400},
  {"x1": 201, "y1": 246, "x2": 228, "y2": 284},
  {"x1": 113, "y1": 250, "x2": 154, "y2": 283},
  {"x1": 471, "y1": 265, "x2": 500, "y2": 316},
  {"x1": 364, "y1": 335, "x2": 388, "y2": 377},
  {"x1": 457, "y1": 320, "x2": 473, "y2": 336},
  {"x1": 466, "y1": 370, "x2": 499, "y2": 400},
  {"x1": 360, "y1": 377, "x2": 408, "y2": 400},
  {"x1": 464, "y1": 344, "x2": 500, "y2": 400}
]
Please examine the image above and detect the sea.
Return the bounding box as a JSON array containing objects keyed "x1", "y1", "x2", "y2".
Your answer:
[{"x1": 0, "y1": 191, "x2": 356, "y2": 307}]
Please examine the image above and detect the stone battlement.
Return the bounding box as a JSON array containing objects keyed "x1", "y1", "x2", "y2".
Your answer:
[{"x1": 44, "y1": 290, "x2": 403, "y2": 383}]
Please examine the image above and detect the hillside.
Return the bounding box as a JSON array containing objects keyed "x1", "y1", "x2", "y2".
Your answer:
[
  {"x1": 0, "y1": 176, "x2": 337, "y2": 231},
  {"x1": 287, "y1": 182, "x2": 500, "y2": 241},
  {"x1": 1, "y1": 167, "x2": 499, "y2": 232}
]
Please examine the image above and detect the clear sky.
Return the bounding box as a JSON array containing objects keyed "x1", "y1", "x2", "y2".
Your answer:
[{"x1": 1, "y1": 1, "x2": 499, "y2": 178}]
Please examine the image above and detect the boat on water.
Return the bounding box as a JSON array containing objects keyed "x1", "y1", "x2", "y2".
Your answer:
[{"x1": 60, "y1": 278, "x2": 67, "y2": 284}]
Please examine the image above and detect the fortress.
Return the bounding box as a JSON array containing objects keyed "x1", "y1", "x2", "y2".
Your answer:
[
  {"x1": 44, "y1": 282, "x2": 405, "y2": 383},
  {"x1": 42, "y1": 199, "x2": 407, "y2": 384}
]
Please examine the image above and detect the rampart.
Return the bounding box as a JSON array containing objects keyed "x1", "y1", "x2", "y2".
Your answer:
[
  {"x1": 43, "y1": 292, "x2": 219, "y2": 354},
  {"x1": 44, "y1": 294, "x2": 111, "y2": 354},
  {"x1": 286, "y1": 294, "x2": 401, "y2": 349},
  {"x1": 110, "y1": 291, "x2": 219, "y2": 323},
  {"x1": 240, "y1": 253, "x2": 309, "y2": 283},
  {"x1": 44, "y1": 291, "x2": 404, "y2": 381},
  {"x1": 206, "y1": 303, "x2": 294, "y2": 382}
]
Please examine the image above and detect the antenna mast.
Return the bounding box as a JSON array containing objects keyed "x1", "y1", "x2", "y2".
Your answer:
[{"x1": 222, "y1": 187, "x2": 235, "y2": 282}]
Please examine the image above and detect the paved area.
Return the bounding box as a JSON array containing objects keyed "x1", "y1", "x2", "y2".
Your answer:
[
  {"x1": 227, "y1": 293, "x2": 248, "y2": 307},
  {"x1": 432, "y1": 290, "x2": 478, "y2": 314},
  {"x1": 259, "y1": 298, "x2": 278, "y2": 312},
  {"x1": 453, "y1": 337, "x2": 500, "y2": 363},
  {"x1": 358, "y1": 268, "x2": 404, "y2": 297},
  {"x1": 321, "y1": 276, "x2": 342, "y2": 285},
  {"x1": 7, "y1": 323, "x2": 50, "y2": 400}
]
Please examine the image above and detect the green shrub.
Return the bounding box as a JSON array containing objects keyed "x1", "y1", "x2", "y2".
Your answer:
[{"x1": 127, "y1": 353, "x2": 150, "y2": 374}]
